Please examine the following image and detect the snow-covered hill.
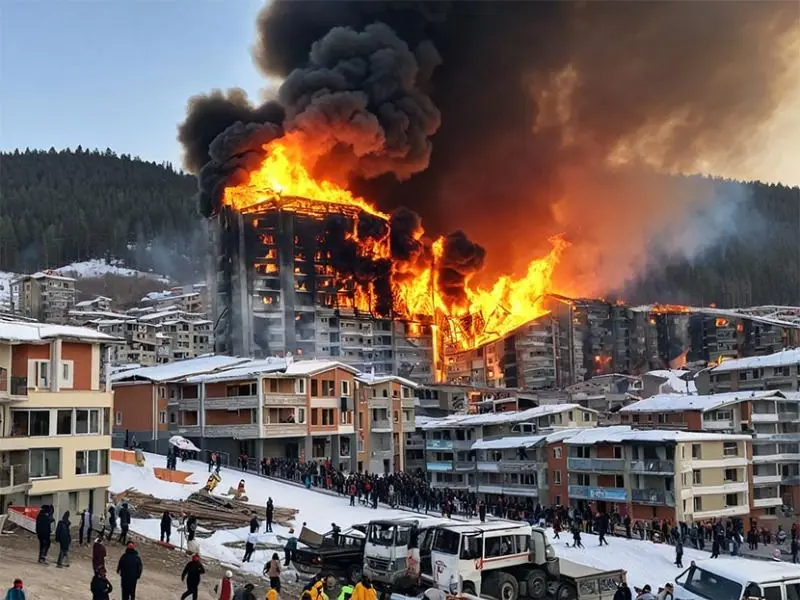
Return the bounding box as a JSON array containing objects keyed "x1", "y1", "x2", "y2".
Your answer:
[{"x1": 54, "y1": 258, "x2": 170, "y2": 282}]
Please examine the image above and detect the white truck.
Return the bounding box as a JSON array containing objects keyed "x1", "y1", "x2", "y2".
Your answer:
[
  {"x1": 428, "y1": 521, "x2": 626, "y2": 600},
  {"x1": 674, "y1": 559, "x2": 800, "y2": 600},
  {"x1": 362, "y1": 516, "x2": 453, "y2": 591}
]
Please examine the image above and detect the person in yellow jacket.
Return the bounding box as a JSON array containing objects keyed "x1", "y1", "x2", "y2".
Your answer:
[{"x1": 351, "y1": 575, "x2": 377, "y2": 600}]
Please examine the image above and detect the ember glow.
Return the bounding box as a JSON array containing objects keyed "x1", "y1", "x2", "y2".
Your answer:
[{"x1": 222, "y1": 133, "x2": 568, "y2": 351}]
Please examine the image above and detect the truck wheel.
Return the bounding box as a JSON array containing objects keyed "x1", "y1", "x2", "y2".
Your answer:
[
  {"x1": 523, "y1": 568, "x2": 547, "y2": 600},
  {"x1": 483, "y1": 572, "x2": 519, "y2": 600},
  {"x1": 554, "y1": 582, "x2": 577, "y2": 600},
  {"x1": 349, "y1": 564, "x2": 362, "y2": 584}
]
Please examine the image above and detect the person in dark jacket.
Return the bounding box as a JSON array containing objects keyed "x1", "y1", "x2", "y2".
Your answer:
[
  {"x1": 117, "y1": 543, "x2": 143, "y2": 600},
  {"x1": 90, "y1": 571, "x2": 114, "y2": 600},
  {"x1": 186, "y1": 515, "x2": 198, "y2": 542},
  {"x1": 35, "y1": 505, "x2": 54, "y2": 563},
  {"x1": 613, "y1": 582, "x2": 632, "y2": 600},
  {"x1": 118, "y1": 503, "x2": 131, "y2": 545},
  {"x1": 478, "y1": 501, "x2": 486, "y2": 523},
  {"x1": 265, "y1": 498, "x2": 274, "y2": 532},
  {"x1": 792, "y1": 537, "x2": 799, "y2": 564},
  {"x1": 79, "y1": 509, "x2": 92, "y2": 545},
  {"x1": 55, "y1": 511, "x2": 72, "y2": 568},
  {"x1": 180, "y1": 554, "x2": 206, "y2": 600},
  {"x1": 106, "y1": 505, "x2": 116, "y2": 542},
  {"x1": 160, "y1": 511, "x2": 172, "y2": 544},
  {"x1": 710, "y1": 533, "x2": 721, "y2": 558},
  {"x1": 674, "y1": 538, "x2": 684, "y2": 568},
  {"x1": 249, "y1": 515, "x2": 259, "y2": 534},
  {"x1": 92, "y1": 536, "x2": 107, "y2": 575}
]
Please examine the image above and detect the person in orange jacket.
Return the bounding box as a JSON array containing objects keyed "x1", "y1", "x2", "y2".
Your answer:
[
  {"x1": 351, "y1": 575, "x2": 377, "y2": 600},
  {"x1": 266, "y1": 578, "x2": 279, "y2": 600}
]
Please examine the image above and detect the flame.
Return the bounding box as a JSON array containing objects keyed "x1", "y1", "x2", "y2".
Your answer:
[
  {"x1": 649, "y1": 304, "x2": 692, "y2": 314},
  {"x1": 222, "y1": 133, "x2": 569, "y2": 352}
]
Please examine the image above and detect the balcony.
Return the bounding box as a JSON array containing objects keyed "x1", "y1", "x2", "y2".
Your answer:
[
  {"x1": 263, "y1": 393, "x2": 307, "y2": 406},
  {"x1": 404, "y1": 437, "x2": 424, "y2": 449},
  {"x1": 0, "y1": 464, "x2": 31, "y2": 494},
  {"x1": 426, "y1": 461, "x2": 453, "y2": 472},
  {"x1": 567, "y1": 457, "x2": 625, "y2": 472},
  {"x1": 752, "y1": 474, "x2": 783, "y2": 485},
  {"x1": 371, "y1": 419, "x2": 392, "y2": 432},
  {"x1": 177, "y1": 424, "x2": 262, "y2": 439},
  {"x1": 477, "y1": 482, "x2": 539, "y2": 496},
  {"x1": 752, "y1": 412, "x2": 779, "y2": 423},
  {"x1": 631, "y1": 488, "x2": 675, "y2": 506},
  {"x1": 10, "y1": 377, "x2": 28, "y2": 396},
  {"x1": 426, "y1": 439, "x2": 454, "y2": 451},
  {"x1": 454, "y1": 461, "x2": 475, "y2": 472},
  {"x1": 401, "y1": 420, "x2": 416, "y2": 433},
  {"x1": 753, "y1": 496, "x2": 783, "y2": 508},
  {"x1": 263, "y1": 423, "x2": 307, "y2": 438},
  {"x1": 568, "y1": 485, "x2": 628, "y2": 502},
  {"x1": 630, "y1": 459, "x2": 674, "y2": 475},
  {"x1": 371, "y1": 449, "x2": 392, "y2": 460},
  {"x1": 368, "y1": 399, "x2": 391, "y2": 410},
  {"x1": 206, "y1": 395, "x2": 258, "y2": 410}
]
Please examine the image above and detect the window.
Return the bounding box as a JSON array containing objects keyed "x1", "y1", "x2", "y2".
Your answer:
[
  {"x1": 76, "y1": 449, "x2": 109, "y2": 475},
  {"x1": 725, "y1": 493, "x2": 739, "y2": 507},
  {"x1": 553, "y1": 470, "x2": 561, "y2": 485},
  {"x1": 723, "y1": 442, "x2": 738, "y2": 457},
  {"x1": 296, "y1": 379, "x2": 306, "y2": 395},
  {"x1": 693, "y1": 496, "x2": 703, "y2": 512},
  {"x1": 33, "y1": 360, "x2": 50, "y2": 388},
  {"x1": 76, "y1": 409, "x2": 101, "y2": 435},
  {"x1": 657, "y1": 414, "x2": 668, "y2": 424},
  {"x1": 115, "y1": 411, "x2": 122, "y2": 426},
  {"x1": 311, "y1": 379, "x2": 319, "y2": 397},
  {"x1": 692, "y1": 444, "x2": 702, "y2": 459},
  {"x1": 724, "y1": 468, "x2": 738, "y2": 482},
  {"x1": 582, "y1": 411, "x2": 591, "y2": 422},
  {"x1": 393, "y1": 411, "x2": 399, "y2": 423},
  {"x1": 56, "y1": 409, "x2": 73, "y2": 435},
  {"x1": 268, "y1": 379, "x2": 279, "y2": 393},
  {"x1": 169, "y1": 412, "x2": 177, "y2": 424},
  {"x1": 60, "y1": 361, "x2": 74, "y2": 388},
  {"x1": 296, "y1": 408, "x2": 306, "y2": 424},
  {"x1": 30, "y1": 448, "x2": 60, "y2": 478},
  {"x1": 321, "y1": 408, "x2": 334, "y2": 425},
  {"x1": 613, "y1": 446, "x2": 622, "y2": 459},
  {"x1": 341, "y1": 380, "x2": 350, "y2": 396},
  {"x1": 692, "y1": 470, "x2": 702, "y2": 485},
  {"x1": 103, "y1": 408, "x2": 110, "y2": 434},
  {"x1": 340, "y1": 410, "x2": 348, "y2": 425},
  {"x1": 553, "y1": 447, "x2": 562, "y2": 459},
  {"x1": 615, "y1": 475, "x2": 624, "y2": 488},
  {"x1": 311, "y1": 409, "x2": 319, "y2": 426},
  {"x1": 762, "y1": 587, "x2": 781, "y2": 600},
  {"x1": 159, "y1": 411, "x2": 167, "y2": 424},
  {"x1": 576, "y1": 473, "x2": 590, "y2": 486},
  {"x1": 28, "y1": 410, "x2": 50, "y2": 436},
  {"x1": 568, "y1": 411, "x2": 573, "y2": 421}
]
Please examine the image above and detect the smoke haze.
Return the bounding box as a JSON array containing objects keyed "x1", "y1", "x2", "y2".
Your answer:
[{"x1": 179, "y1": 0, "x2": 799, "y2": 298}]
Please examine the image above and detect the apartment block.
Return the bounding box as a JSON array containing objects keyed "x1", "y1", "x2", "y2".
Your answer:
[
  {"x1": 418, "y1": 403, "x2": 599, "y2": 492},
  {"x1": 619, "y1": 390, "x2": 800, "y2": 523},
  {"x1": 700, "y1": 347, "x2": 800, "y2": 394},
  {"x1": 113, "y1": 356, "x2": 360, "y2": 470},
  {"x1": 0, "y1": 317, "x2": 117, "y2": 516},
  {"x1": 355, "y1": 374, "x2": 417, "y2": 474},
  {"x1": 11, "y1": 272, "x2": 77, "y2": 324},
  {"x1": 563, "y1": 427, "x2": 751, "y2": 523}
]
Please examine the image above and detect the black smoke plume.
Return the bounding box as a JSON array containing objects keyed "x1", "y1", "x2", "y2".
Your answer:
[
  {"x1": 436, "y1": 231, "x2": 486, "y2": 308},
  {"x1": 180, "y1": 1, "x2": 798, "y2": 297}
]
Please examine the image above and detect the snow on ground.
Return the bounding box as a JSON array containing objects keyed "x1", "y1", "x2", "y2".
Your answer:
[
  {"x1": 111, "y1": 453, "x2": 416, "y2": 576},
  {"x1": 112, "y1": 453, "x2": 780, "y2": 584},
  {"x1": 54, "y1": 258, "x2": 170, "y2": 282}
]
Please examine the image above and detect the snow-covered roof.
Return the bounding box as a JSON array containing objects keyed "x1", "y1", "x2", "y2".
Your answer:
[
  {"x1": 283, "y1": 359, "x2": 360, "y2": 377},
  {"x1": 471, "y1": 435, "x2": 547, "y2": 451},
  {"x1": 564, "y1": 425, "x2": 751, "y2": 445},
  {"x1": 620, "y1": 390, "x2": 783, "y2": 414},
  {"x1": 419, "y1": 403, "x2": 592, "y2": 430},
  {"x1": 186, "y1": 358, "x2": 288, "y2": 383},
  {"x1": 356, "y1": 373, "x2": 419, "y2": 388},
  {"x1": 710, "y1": 348, "x2": 800, "y2": 373},
  {"x1": 643, "y1": 369, "x2": 698, "y2": 394},
  {"x1": 0, "y1": 319, "x2": 119, "y2": 343},
  {"x1": 111, "y1": 355, "x2": 250, "y2": 383},
  {"x1": 29, "y1": 271, "x2": 76, "y2": 282}
]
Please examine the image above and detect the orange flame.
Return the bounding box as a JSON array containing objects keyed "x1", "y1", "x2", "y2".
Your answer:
[{"x1": 222, "y1": 133, "x2": 569, "y2": 351}]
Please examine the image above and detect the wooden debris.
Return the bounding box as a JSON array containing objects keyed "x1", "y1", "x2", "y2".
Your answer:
[{"x1": 110, "y1": 489, "x2": 297, "y2": 530}]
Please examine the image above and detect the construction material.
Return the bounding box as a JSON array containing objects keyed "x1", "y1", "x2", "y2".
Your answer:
[{"x1": 111, "y1": 487, "x2": 297, "y2": 530}]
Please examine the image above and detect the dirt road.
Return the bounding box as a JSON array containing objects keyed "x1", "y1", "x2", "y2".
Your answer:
[{"x1": 0, "y1": 528, "x2": 305, "y2": 599}]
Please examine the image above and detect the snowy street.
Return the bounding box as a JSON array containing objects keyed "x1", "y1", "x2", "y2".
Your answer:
[{"x1": 111, "y1": 453, "x2": 797, "y2": 589}]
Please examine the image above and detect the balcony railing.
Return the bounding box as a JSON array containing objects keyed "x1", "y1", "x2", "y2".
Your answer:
[
  {"x1": 426, "y1": 439, "x2": 454, "y2": 451},
  {"x1": 631, "y1": 488, "x2": 675, "y2": 506},
  {"x1": 372, "y1": 419, "x2": 392, "y2": 431},
  {"x1": 10, "y1": 377, "x2": 28, "y2": 396},
  {"x1": 426, "y1": 461, "x2": 453, "y2": 472},
  {"x1": 567, "y1": 457, "x2": 625, "y2": 472},
  {"x1": 177, "y1": 424, "x2": 261, "y2": 439},
  {"x1": 568, "y1": 485, "x2": 628, "y2": 502},
  {"x1": 630, "y1": 459, "x2": 675, "y2": 474},
  {"x1": 263, "y1": 423, "x2": 307, "y2": 438},
  {"x1": 0, "y1": 464, "x2": 30, "y2": 490}
]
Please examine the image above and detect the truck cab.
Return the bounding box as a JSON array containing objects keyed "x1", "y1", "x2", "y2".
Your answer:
[{"x1": 674, "y1": 560, "x2": 800, "y2": 600}]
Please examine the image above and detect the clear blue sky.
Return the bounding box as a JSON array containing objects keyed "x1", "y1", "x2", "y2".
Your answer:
[{"x1": 1, "y1": 0, "x2": 267, "y2": 170}]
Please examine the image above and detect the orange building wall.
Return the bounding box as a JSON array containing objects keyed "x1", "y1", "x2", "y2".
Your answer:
[
  {"x1": 546, "y1": 442, "x2": 568, "y2": 505},
  {"x1": 684, "y1": 412, "x2": 702, "y2": 430},
  {"x1": 114, "y1": 383, "x2": 155, "y2": 432},
  {"x1": 62, "y1": 342, "x2": 92, "y2": 390},
  {"x1": 596, "y1": 444, "x2": 615, "y2": 459},
  {"x1": 206, "y1": 409, "x2": 251, "y2": 425},
  {"x1": 11, "y1": 344, "x2": 50, "y2": 378},
  {"x1": 629, "y1": 503, "x2": 675, "y2": 522}
]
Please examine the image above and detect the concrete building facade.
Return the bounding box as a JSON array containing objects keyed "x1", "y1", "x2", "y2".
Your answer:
[
  {"x1": 0, "y1": 317, "x2": 117, "y2": 516},
  {"x1": 11, "y1": 272, "x2": 77, "y2": 324}
]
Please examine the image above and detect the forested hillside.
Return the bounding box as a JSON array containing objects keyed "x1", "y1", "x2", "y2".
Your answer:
[
  {"x1": 0, "y1": 148, "x2": 202, "y2": 279},
  {"x1": 0, "y1": 148, "x2": 797, "y2": 306}
]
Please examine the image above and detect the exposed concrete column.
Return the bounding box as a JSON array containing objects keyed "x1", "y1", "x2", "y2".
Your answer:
[
  {"x1": 256, "y1": 377, "x2": 265, "y2": 463},
  {"x1": 199, "y1": 381, "x2": 206, "y2": 453},
  {"x1": 303, "y1": 435, "x2": 313, "y2": 463},
  {"x1": 624, "y1": 445, "x2": 633, "y2": 519},
  {"x1": 50, "y1": 339, "x2": 61, "y2": 392}
]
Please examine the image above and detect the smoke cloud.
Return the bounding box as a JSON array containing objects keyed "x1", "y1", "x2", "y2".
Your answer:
[{"x1": 180, "y1": 0, "x2": 798, "y2": 297}]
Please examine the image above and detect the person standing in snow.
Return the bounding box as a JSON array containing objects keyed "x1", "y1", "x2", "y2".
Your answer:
[
  {"x1": 656, "y1": 583, "x2": 674, "y2": 600},
  {"x1": 160, "y1": 511, "x2": 172, "y2": 544},
  {"x1": 92, "y1": 536, "x2": 107, "y2": 575},
  {"x1": 598, "y1": 514, "x2": 609, "y2": 547},
  {"x1": 792, "y1": 537, "x2": 799, "y2": 564},
  {"x1": 90, "y1": 570, "x2": 113, "y2": 600},
  {"x1": 79, "y1": 508, "x2": 92, "y2": 545},
  {"x1": 35, "y1": 505, "x2": 54, "y2": 564},
  {"x1": 186, "y1": 514, "x2": 198, "y2": 542},
  {"x1": 243, "y1": 530, "x2": 258, "y2": 562},
  {"x1": 674, "y1": 537, "x2": 684, "y2": 568},
  {"x1": 266, "y1": 579, "x2": 279, "y2": 600},
  {"x1": 106, "y1": 505, "x2": 116, "y2": 542},
  {"x1": 710, "y1": 532, "x2": 721, "y2": 558},
  {"x1": 118, "y1": 503, "x2": 131, "y2": 545},
  {"x1": 284, "y1": 528, "x2": 297, "y2": 566},
  {"x1": 571, "y1": 525, "x2": 584, "y2": 549},
  {"x1": 613, "y1": 582, "x2": 632, "y2": 600},
  {"x1": 249, "y1": 515, "x2": 259, "y2": 534},
  {"x1": 265, "y1": 497, "x2": 274, "y2": 532},
  {"x1": 55, "y1": 511, "x2": 72, "y2": 567},
  {"x1": 4, "y1": 579, "x2": 25, "y2": 600},
  {"x1": 215, "y1": 570, "x2": 233, "y2": 600},
  {"x1": 479, "y1": 501, "x2": 486, "y2": 523},
  {"x1": 117, "y1": 542, "x2": 143, "y2": 600},
  {"x1": 180, "y1": 553, "x2": 206, "y2": 600},
  {"x1": 264, "y1": 552, "x2": 282, "y2": 592}
]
